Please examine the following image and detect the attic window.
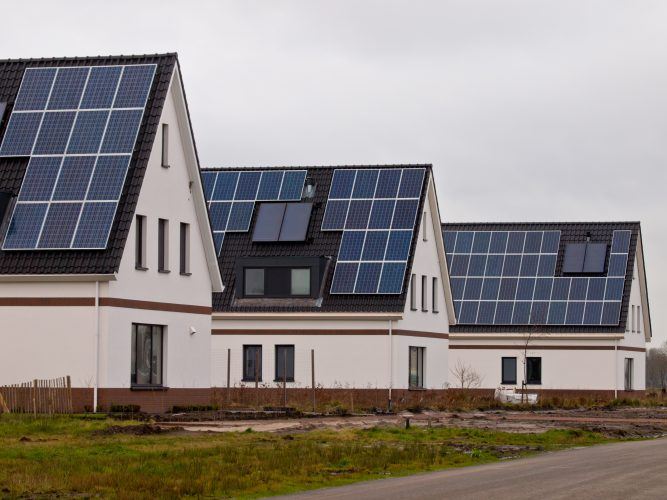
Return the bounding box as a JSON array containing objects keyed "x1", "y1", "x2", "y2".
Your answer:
[
  {"x1": 562, "y1": 242, "x2": 607, "y2": 274},
  {"x1": 252, "y1": 202, "x2": 313, "y2": 242}
]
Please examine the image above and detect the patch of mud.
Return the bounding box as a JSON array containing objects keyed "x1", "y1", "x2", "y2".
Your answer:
[{"x1": 94, "y1": 424, "x2": 183, "y2": 436}]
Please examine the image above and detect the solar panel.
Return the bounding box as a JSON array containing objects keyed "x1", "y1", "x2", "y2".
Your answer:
[
  {"x1": 0, "y1": 64, "x2": 157, "y2": 250},
  {"x1": 203, "y1": 170, "x2": 307, "y2": 254},
  {"x1": 324, "y1": 167, "x2": 426, "y2": 295},
  {"x1": 444, "y1": 229, "x2": 631, "y2": 326}
]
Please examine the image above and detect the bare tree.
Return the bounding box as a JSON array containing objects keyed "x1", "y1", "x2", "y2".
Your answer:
[
  {"x1": 450, "y1": 359, "x2": 483, "y2": 389},
  {"x1": 646, "y1": 342, "x2": 667, "y2": 392}
]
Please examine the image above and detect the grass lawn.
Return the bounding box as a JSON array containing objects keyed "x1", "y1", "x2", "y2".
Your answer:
[{"x1": 0, "y1": 414, "x2": 621, "y2": 499}]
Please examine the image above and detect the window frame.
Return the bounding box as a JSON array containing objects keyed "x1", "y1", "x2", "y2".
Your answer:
[
  {"x1": 131, "y1": 323, "x2": 164, "y2": 387},
  {"x1": 161, "y1": 123, "x2": 169, "y2": 168},
  {"x1": 637, "y1": 305, "x2": 641, "y2": 334},
  {"x1": 501, "y1": 357, "x2": 517, "y2": 384},
  {"x1": 525, "y1": 356, "x2": 542, "y2": 385},
  {"x1": 243, "y1": 267, "x2": 265, "y2": 296},
  {"x1": 422, "y1": 211, "x2": 428, "y2": 241},
  {"x1": 410, "y1": 274, "x2": 417, "y2": 311},
  {"x1": 408, "y1": 346, "x2": 425, "y2": 389},
  {"x1": 624, "y1": 357, "x2": 634, "y2": 391},
  {"x1": 158, "y1": 218, "x2": 169, "y2": 273},
  {"x1": 179, "y1": 222, "x2": 191, "y2": 276},
  {"x1": 135, "y1": 215, "x2": 147, "y2": 270},
  {"x1": 421, "y1": 275, "x2": 428, "y2": 312},
  {"x1": 242, "y1": 345, "x2": 263, "y2": 382},
  {"x1": 274, "y1": 344, "x2": 295, "y2": 382},
  {"x1": 432, "y1": 277, "x2": 439, "y2": 313}
]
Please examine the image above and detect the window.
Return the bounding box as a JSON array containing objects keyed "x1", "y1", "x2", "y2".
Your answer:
[
  {"x1": 502, "y1": 357, "x2": 517, "y2": 384},
  {"x1": 161, "y1": 123, "x2": 169, "y2": 167},
  {"x1": 432, "y1": 277, "x2": 439, "y2": 313},
  {"x1": 135, "y1": 215, "x2": 147, "y2": 269},
  {"x1": 631, "y1": 305, "x2": 636, "y2": 333},
  {"x1": 409, "y1": 346, "x2": 425, "y2": 389},
  {"x1": 131, "y1": 324, "x2": 164, "y2": 386},
  {"x1": 180, "y1": 223, "x2": 190, "y2": 275},
  {"x1": 244, "y1": 268, "x2": 265, "y2": 296},
  {"x1": 526, "y1": 357, "x2": 542, "y2": 385},
  {"x1": 422, "y1": 211, "x2": 428, "y2": 241},
  {"x1": 243, "y1": 345, "x2": 262, "y2": 381},
  {"x1": 158, "y1": 218, "x2": 169, "y2": 272},
  {"x1": 637, "y1": 306, "x2": 641, "y2": 333},
  {"x1": 242, "y1": 267, "x2": 311, "y2": 298},
  {"x1": 275, "y1": 345, "x2": 295, "y2": 382},
  {"x1": 624, "y1": 358, "x2": 633, "y2": 391},
  {"x1": 410, "y1": 274, "x2": 417, "y2": 311},
  {"x1": 421, "y1": 275, "x2": 428, "y2": 312}
]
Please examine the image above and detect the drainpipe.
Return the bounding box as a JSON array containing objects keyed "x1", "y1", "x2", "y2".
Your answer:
[
  {"x1": 614, "y1": 339, "x2": 618, "y2": 399},
  {"x1": 93, "y1": 281, "x2": 100, "y2": 412},
  {"x1": 388, "y1": 319, "x2": 393, "y2": 411}
]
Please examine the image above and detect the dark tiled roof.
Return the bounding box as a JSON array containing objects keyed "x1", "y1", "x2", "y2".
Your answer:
[
  {"x1": 209, "y1": 164, "x2": 431, "y2": 313},
  {"x1": 0, "y1": 54, "x2": 177, "y2": 274},
  {"x1": 441, "y1": 221, "x2": 642, "y2": 333}
]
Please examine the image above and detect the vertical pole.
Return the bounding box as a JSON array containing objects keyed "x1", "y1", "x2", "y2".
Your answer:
[
  {"x1": 388, "y1": 320, "x2": 393, "y2": 411},
  {"x1": 94, "y1": 281, "x2": 100, "y2": 413},
  {"x1": 283, "y1": 350, "x2": 287, "y2": 407},
  {"x1": 66, "y1": 376, "x2": 72, "y2": 414},
  {"x1": 32, "y1": 379, "x2": 37, "y2": 417},
  {"x1": 254, "y1": 349, "x2": 260, "y2": 409},
  {"x1": 226, "y1": 348, "x2": 231, "y2": 405},
  {"x1": 614, "y1": 340, "x2": 619, "y2": 399},
  {"x1": 311, "y1": 349, "x2": 316, "y2": 412}
]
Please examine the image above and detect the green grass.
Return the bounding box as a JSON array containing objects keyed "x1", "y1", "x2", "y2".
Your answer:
[{"x1": 0, "y1": 414, "x2": 620, "y2": 499}]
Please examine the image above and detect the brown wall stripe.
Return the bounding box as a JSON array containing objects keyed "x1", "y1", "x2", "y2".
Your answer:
[
  {"x1": 451, "y1": 344, "x2": 645, "y2": 352},
  {"x1": 212, "y1": 329, "x2": 448, "y2": 339},
  {"x1": 618, "y1": 346, "x2": 647, "y2": 353},
  {"x1": 0, "y1": 297, "x2": 95, "y2": 306},
  {"x1": 99, "y1": 298, "x2": 212, "y2": 315}
]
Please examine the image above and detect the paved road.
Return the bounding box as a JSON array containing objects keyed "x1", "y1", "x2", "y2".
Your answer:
[{"x1": 278, "y1": 438, "x2": 667, "y2": 499}]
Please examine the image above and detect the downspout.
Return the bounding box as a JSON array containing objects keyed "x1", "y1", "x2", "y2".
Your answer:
[
  {"x1": 388, "y1": 319, "x2": 393, "y2": 411},
  {"x1": 614, "y1": 339, "x2": 618, "y2": 399},
  {"x1": 93, "y1": 281, "x2": 100, "y2": 412}
]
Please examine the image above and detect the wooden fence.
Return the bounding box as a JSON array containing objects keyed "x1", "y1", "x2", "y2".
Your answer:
[{"x1": 0, "y1": 376, "x2": 73, "y2": 415}]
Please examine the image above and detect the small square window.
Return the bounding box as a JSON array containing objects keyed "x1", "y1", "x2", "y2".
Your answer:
[
  {"x1": 244, "y1": 268, "x2": 265, "y2": 296},
  {"x1": 501, "y1": 357, "x2": 517, "y2": 384},
  {"x1": 291, "y1": 268, "x2": 310, "y2": 295},
  {"x1": 526, "y1": 357, "x2": 542, "y2": 385}
]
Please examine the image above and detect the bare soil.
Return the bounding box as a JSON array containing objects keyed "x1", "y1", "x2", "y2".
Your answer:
[{"x1": 157, "y1": 407, "x2": 667, "y2": 439}]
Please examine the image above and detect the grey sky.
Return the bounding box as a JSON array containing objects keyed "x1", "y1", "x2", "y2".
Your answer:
[{"x1": 3, "y1": 1, "x2": 664, "y2": 343}]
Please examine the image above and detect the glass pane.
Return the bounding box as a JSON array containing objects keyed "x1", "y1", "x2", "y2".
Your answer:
[
  {"x1": 409, "y1": 347, "x2": 418, "y2": 387},
  {"x1": 135, "y1": 325, "x2": 152, "y2": 385},
  {"x1": 131, "y1": 326, "x2": 136, "y2": 383},
  {"x1": 291, "y1": 268, "x2": 310, "y2": 295},
  {"x1": 245, "y1": 269, "x2": 265, "y2": 296},
  {"x1": 151, "y1": 326, "x2": 163, "y2": 385}
]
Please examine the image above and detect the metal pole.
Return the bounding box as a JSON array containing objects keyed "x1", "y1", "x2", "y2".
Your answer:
[
  {"x1": 388, "y1": 319, "x2": 393, "y2": 411},
  {"x1": 226, "y1": 348, "x2": 231, "y2": 405},
  {"x1": 283, "y1": 350, "x2": 287, "y2": 407},
  {"x1": 255, "y1": 349, "x2": 260, "y2": 409},
  {"x1": 311, "y1": 349, "x2": 316, "y2": 411}
]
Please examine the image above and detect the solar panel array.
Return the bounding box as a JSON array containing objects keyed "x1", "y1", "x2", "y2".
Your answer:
[
  {"x1": 322, "y1": 168, "x2": 425, "y2": 294},
  {"x1": 443, "y1": 229, "x2": 631, "y2": 326},
  {"x1": 202, "y1": 170, "x2": 307, "y2": 254},
  {"x1": 0, "y1": 64, "x2": 156, "y2": 249}
]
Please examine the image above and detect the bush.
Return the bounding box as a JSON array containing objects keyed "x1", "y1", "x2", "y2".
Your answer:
[
  {"x1": 109, "y1": 404, "x2": 141, "y2": 413},
  {"x1": 171, "y1": 405, "x2": 218, "y2": 413}
]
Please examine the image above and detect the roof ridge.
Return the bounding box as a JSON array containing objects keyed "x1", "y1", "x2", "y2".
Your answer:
[{"x1": 0, "y1": 53, "x2": 178, "y2": 64}]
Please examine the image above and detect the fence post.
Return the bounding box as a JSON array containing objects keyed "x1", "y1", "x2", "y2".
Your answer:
[
  {"x1": 311, "y1": 349, "x2": 316, "y2": 412},
  {"x1": 226, "y1": 348, "x2": 231, "y2": 406},
  {"x1": 32, "y1": 379, "x2": 37, "y2": 416},
  {"x1": 66, "y1": 376, "x2": 73, "y2": 414}
]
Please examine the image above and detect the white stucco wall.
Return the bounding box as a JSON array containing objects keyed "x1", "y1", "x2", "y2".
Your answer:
[{"x1": 102, "y1": 76, "x2": 214, "y2": 389}]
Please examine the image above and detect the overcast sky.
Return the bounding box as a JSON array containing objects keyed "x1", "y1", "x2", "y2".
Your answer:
[{"x1": 3, "y1": 1, "x2": 664, "y2": 343}]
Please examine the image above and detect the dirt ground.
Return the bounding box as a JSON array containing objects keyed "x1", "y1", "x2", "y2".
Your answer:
[{"x1": 157, "y1": 407, "x2": 667, "y2": 439}]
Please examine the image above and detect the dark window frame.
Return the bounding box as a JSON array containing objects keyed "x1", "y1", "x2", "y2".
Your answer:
[
  {"x1": 432, "y1": 277, "x2": 439, "y2": 313},
  {"x1": 158, "y1": 218, "x2": 169, "y2": 273},
  {"x1": 235, "y1": 256, "x2": 325, "y2": 299},
  {"x1": 242, "y1": 345, "x2": 263, "y2": 382},
  {"x1": 180, "y1": 222, "x2": 191, "y2": 276},
  {"x1": 135, "y1": 215, "x2": 147, "y2": 270},
  {"x1": 161, "y1": 123, "x2": 169, "y2": 168},
  {"x1": 410, "y1": 274, "x2": 417, "y2": 311},
  {"x1": 409, "y1": 346, "x2": 425, "y2": 389},
  {"x1": 501, "y1": 357, "x2": 517, "y2": 384},
  {"x1": 274, "y1": 344, "x2": 295, "y2": 382},
  {"x1": 526, "y1": 357, "x2": 542, "y2": 385},
  {"x1": 421, "y1": 275, "x2": 428, "y2": 312},
  {"x1": 131, "y1": 323, "x2": 164, "y2": 387}
]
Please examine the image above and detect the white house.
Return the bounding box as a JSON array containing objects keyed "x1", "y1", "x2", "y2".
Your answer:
[
  {"x1": 0, "y1": 54, "x2": 222, "y2": 412},
  {"x1": 204, "y1": 165, "x2": 453, "y2": 408},
  {"x1": 443, "y1": 222, "x2": 651, "y2": 398}
]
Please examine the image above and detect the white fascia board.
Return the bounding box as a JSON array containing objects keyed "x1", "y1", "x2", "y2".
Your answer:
[
  {"x1": 212, "y1": 312, "x2": 404, "y2": 321},
  {"x1": 0, "y1": 274, "x2": 116, "y2": 283},
  {"x1": 635, "y1": 229, "x2": 652, "y2": 341},
  {"x1": 170, "y1": 66, "x2": 224, "y2": 293}
]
